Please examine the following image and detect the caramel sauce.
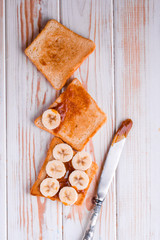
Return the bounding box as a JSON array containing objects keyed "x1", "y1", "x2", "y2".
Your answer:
[
  {"x1": 53, "y1": 83, "x2": 91, "y2": 133},
  {"x1": 112, "y1": 119, "x2": 133, "y2": 145},
  {"x1": 54, "y1": 101, "x2": 67, "y2": 123},
  {"x1": 77, "y1": 189, "x2": 85, "y2": 194},
  {"x1": 59, "y1": 161, "x2": 74, "y2": 188}
]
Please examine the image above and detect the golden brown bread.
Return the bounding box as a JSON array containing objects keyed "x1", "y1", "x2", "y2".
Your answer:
[
  {"x1": 34, "y1": 78, "x2": 107, "y2": 151},
  {"x1": 31, "y1": 137, "x2": 98, "y2": 205},
  {"x1": 25, "y1": 19, "x2": 95, "y2": 90}
]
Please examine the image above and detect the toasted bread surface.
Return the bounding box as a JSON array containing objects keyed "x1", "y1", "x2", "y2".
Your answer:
[
  {"x1": 34, "y1": 78, "x2": 107, "y2": 151},
  {"x1": 25, "y1": 19, "x2": 95, "y2": 90},
  {"x1": 31, "y1": 137, "x2": 98, "y2": 205}
]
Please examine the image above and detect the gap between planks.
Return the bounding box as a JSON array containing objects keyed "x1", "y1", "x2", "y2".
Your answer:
[
  {"x1": 112, "y1": 0, "x2": 117, "y2": 239},
  {"x1": 3, "y1": 0, "x2": 7, "y2": 239}
]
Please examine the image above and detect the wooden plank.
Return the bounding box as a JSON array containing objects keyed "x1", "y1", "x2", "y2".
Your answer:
[
  {"x1": 114, "y1": 0, "x2": 160, "y2": 239},
  {"x1": 0, "y1": 0, "x2": 6, "y2": 239},
  {"x1": 6, "y1": 1, "x2": 62, "y2": 239},
  {"x1": 61, "y1": 0, "x2": 116, "y2": 239}
]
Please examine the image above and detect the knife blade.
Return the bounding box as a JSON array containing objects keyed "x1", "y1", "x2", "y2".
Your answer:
[{"x1": 82, "y1": 119, "x2": 133, "y2": 240}]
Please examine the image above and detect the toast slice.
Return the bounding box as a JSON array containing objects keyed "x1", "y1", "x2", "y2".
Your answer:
[
  {"x1": 35, "y1": 78, "x2": 107, "y2": 151},
  {"x1": 25, "y1": 19, "x2": 95, "y2": 90},
  {"x1": 31, "y1": 137, "x2": 98, "y2": 205}
]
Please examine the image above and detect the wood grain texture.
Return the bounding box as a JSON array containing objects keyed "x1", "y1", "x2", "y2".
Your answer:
[
  {"x1": 114, "y1": 0, "x2": 160, "y2": 239},
  {"x1": 0, "y1": 0, "x2": 6, "y2": 239},
  {"x1": 2, "y1": 0, "x2": 160, "y2": 239},
  {"x1": 61, "y1": 0, "x2": 116, "y2": 239},
  {"x1": 6, "y1": 0, "x2": 62, "y2": 239}
]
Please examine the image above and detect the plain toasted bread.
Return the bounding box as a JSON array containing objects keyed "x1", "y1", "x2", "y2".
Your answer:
[
  {"x1": 31, "y1": 137, "x2": 98, "y2": 205},
  {"x1": 34, "y1": 78, "x2": 107, "y2": 151},
  {"x1": 25, "y1": 19, "x2": 95, "y2": 90}
]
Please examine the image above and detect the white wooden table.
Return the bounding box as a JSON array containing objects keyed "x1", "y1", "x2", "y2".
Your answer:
[{"x1": 1, "y1": 0, "x2": 160, "y2": 239}]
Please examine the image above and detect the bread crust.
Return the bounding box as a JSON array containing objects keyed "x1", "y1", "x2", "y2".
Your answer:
[
  {"x1": 34, "y1": 78, "x2": 107, "y2": 151},
  {"x1": 31, "y1": 137, "x2": 98, "y2": 205},
  {"x1": 25, "y1": 19, "x2": 95, "y2": 90}
]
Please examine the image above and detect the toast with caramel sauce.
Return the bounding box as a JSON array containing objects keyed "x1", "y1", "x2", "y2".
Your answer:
[
  {"x1": 31, "y1": 137, "x2": 98, "y2": 205},
  {"x1": 34, "y1": 79, "x2": 107, "y2": 151}
]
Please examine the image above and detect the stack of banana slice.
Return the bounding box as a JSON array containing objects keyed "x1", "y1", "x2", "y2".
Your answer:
[{"x1": 40, "y1": 143, "x2": 92, "y2": 205}]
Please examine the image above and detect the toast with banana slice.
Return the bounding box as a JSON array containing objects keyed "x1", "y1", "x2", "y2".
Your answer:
[
  {"x1": 25, "y1": 19, "x2": 95, "y2": 90},
  {"x1": 34, "y1": 78, "x2": 107, "y2": 151},
  {"x1": 31, "y1": 137, "x2": 98, "y2": 205}
]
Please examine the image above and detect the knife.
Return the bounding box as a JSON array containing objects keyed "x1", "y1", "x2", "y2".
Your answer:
[{"x1": 82, "y1": 119, "x2": 133, "y2": 240}]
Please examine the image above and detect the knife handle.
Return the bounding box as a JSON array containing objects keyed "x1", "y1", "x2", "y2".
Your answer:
[{"x1": 82, "y1": 198, "x2": 103, "y2": 240}]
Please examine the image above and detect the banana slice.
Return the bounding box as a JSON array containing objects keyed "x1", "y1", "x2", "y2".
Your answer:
[
  {"x1": 42, "y1": 109, "x2": 61, "y2": 130},
  {"x1": 59, "y1": 186, "x2": 78, "y2": 205},
  {"x1": 40, "y1": 178, "x2": 59, "y2": 197},
  {"x1": 46, "y1": 160, "x2": 66, "y2": 179},
  {"x1": 72, "y1": 151, "x2": 92, "y2": 170},
  {"x1": 69, "y1": 170, "x2": 89, "y2": 190},
  {"x1": 53, "y1": 143, "x2": 73, "y2": 162}
]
